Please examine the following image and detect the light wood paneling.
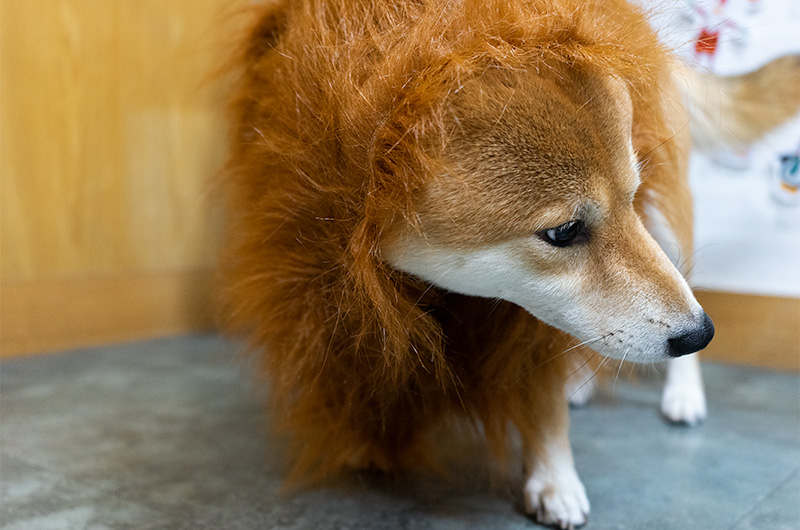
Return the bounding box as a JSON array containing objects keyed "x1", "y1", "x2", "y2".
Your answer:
[
  {"x1": 1, "y1": 270, "x2": 216, "y2": 356},
  {"x1": 695, "y1": 291, "x2": 800, "y2": 372},
  {"x1": 1, "y1": 1, "x2": 248, "y2": 355},
  {"x1": 1, "y1": 2, "x2": 798, "y2": 372},
  {"x1": 0, "y1": 0, "x2": 245, "y2": 281}
]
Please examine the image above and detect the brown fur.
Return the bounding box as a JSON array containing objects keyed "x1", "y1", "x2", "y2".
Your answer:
[
  {"x1": 722, "y1": 55, "x2": 800, "y2": 142},
  {"x1": 218, "y1": 0, "x2": 695, "y2": 485},
  {"x1": 685, "y1": 54, "x2": 800, "y2": 151}
]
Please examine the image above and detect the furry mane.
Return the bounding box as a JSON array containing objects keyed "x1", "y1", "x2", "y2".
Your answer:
[{"x1": 219, "y1": 0, "x2": 673, "y2": 481}]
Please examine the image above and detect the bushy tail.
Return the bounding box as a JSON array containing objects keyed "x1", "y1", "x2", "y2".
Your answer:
[{"x1": 680, "y1": 55, "x2": 800, "y2": 151}]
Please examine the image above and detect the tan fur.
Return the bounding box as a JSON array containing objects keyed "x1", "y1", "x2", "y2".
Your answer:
[
  {"x1": 683, "y1": 55, "x2": 800, "y2": 151},
  {"x1": 220, "y1": 0, "x2": 680, "y2": 482},
  {"x1": 216, "y1": 1, "x2": 795, "y2": 523}
]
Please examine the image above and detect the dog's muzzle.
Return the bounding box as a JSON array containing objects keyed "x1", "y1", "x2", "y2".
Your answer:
[{"x1": 667, "y1": 312, "x2": 715, "y2": 357}]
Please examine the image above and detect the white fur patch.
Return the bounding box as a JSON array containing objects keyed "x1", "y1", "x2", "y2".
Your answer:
[
  {"x1": 661, "y1": 354, "x2": 707, "y2": 425},
  {"x1": 642, "y1": 197, "x2": 684, "y2": 270},
  {"x1": 382, "y1": 229, "x2": 704, "y2": 364},
  {"x1": 524, "y1": 441, "x2": 590, "y2": 528}
]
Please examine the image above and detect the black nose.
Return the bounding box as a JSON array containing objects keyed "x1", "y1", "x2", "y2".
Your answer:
[{"x1": 668, "y1": 312, "x2": 715, "y2": 357}]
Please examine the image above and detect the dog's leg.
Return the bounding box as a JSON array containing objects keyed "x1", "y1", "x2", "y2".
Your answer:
[
  {"x1": 464, "y1": 304, "x2": 590, "y2": 526},
  {"x1": 523, "y1": 403, "x2": 590, "y2": 528},
  {"x1": 661, "y1": 353, "x2": 707, "y2": 425},
  {"x1": 642, "y1": 201, "x2": 707, "y2": 425}
]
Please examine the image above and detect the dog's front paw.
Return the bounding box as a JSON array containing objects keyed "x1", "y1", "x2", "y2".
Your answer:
[
  {"x1": 660, "y1": 379, "x2": 707, "y2": 425},
  {"x1": 524, "y1": 468, "x2": 590, "y2": 529}
]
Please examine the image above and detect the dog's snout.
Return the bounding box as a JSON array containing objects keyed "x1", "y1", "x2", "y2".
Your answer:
[{"x1": 667, "y1": 312, "x2": 715, "y2": 357}]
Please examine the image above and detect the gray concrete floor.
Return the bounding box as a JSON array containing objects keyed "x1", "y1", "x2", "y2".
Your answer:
[{"x1": 1, "y1": 335, "x2": 798, "y2": 529}]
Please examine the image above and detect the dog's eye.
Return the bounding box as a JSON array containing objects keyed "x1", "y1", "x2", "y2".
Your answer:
[{"x1": 538, "y1": 220, "x2": 587, "y2": 247}]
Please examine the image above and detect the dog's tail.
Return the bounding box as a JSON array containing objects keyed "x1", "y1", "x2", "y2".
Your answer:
[{"x1": 678, "y1": 55, "x2": 800, "y2": 151}]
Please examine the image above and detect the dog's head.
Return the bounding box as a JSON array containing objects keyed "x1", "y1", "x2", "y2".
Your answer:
[{"x1": 381, "y1": 68, "x2": 713, "y2": 362}]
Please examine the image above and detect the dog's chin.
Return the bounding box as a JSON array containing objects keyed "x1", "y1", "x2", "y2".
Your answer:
[
  {"x1": 590, "y1": 341, "x2": 673, "y2": 364},
  {"x1": 532, "y1": 315, "x2": 680, "y2": 364},
  {"x1": 526, "y1": 302, "x2": 713, "y2": 365},
  {"x1": 559, "y1": 314, "x2": 713, "y2": 364}
]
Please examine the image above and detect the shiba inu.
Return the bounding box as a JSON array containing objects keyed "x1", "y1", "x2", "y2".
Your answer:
[{"x1": 219, "y1": 0, "x2": 800, "y2": 526}]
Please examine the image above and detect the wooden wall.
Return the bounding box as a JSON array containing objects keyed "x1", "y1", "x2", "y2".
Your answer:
[
  {"x1": 1, "y1": 2, "x2": 797, "y2": 371},
  {"x1": 1, "y1": 0, "x2": 246, "y2": 355},
  {"x1": 695, "y1": 292, "x2": 799, "y2": 373}
]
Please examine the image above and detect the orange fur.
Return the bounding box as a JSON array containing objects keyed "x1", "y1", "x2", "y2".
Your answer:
[{"x1": 218, "y1": 0, "x2": 682, "y2": 486}]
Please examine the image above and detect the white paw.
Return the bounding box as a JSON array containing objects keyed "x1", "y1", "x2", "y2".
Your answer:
[
  {"x1": 524, "y1": 467, "x2": 590, "y2": 529},
  {"x1": 660, "y1": 381, "x2": 707, "y2": 425}
]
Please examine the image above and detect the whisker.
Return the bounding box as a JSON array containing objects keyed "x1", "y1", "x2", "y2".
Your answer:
[
  {"x1": 557, "y1": 335, "x2": 608, "y2": 359},
  {"x1": 565, "y1": 349, "x2": 598, "y2": 381},
  {"x1": 514, "y1": 334, "x2": 608, "y2": 387},
  {"x1": 613, "y1": 348, "x2": 631, "y2": 394},
  {"x1": 650, "y1": 360, "x2": 663, "y2": 378},
  {"x1": 566, "y1": 354, "x2": 613, "y2": 404},
  {"x1": 405, "y1": 265, "x2": 458, "y2": 318}
]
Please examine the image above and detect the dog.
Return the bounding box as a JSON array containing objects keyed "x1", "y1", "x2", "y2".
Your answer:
[
  {"x1": 562, "y1": 52, "x2": 800, "y2": 426},
  {"x1": 219, "y1": 0, "x2": 800, "y2": 527}
]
